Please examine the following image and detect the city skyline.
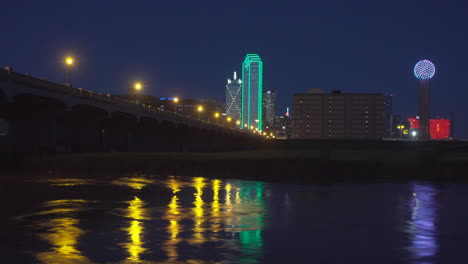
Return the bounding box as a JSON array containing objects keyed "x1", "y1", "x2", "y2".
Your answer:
[{"x1": 2, "y1": 1, "x2": 467, "y2": 136}]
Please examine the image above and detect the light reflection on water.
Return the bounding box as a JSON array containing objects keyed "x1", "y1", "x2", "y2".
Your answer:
[
  {"x1": 21, "y1": 175, "x2": 266, "y2": 263},
  {"x1": 123, "y1": 196, "x2": 148, "y2": 262},
  {"x1": 406, "y1": 183, "x2": 440, "y2": 264},
  {"x1": 12, "y1": 177, "x2": 462, "y2": 263},
  {"x1": 33, "y1": 199, "x2": 91, "y2": 264}
]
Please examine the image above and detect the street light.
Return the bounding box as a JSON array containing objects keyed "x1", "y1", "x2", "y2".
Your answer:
[
  {"x1": 134, "y1": 82, "x2": 142, "y2": 91},
  {"x1": 197, "y1": 105, "x2": 204, "y2": 120},
  {"x1": 214, "y1": 112, "x2": 220, "y2": 125},
  {"x1": 131, "y1": 82, "x2": 143, "y2": 104},
  {"x1": 227, "y1": 117, "x2": 232, "y2": 122},
  {"x1": 65, "y1": 56, "x2": 74, "y2": 86},
  {"x1": 173, "y1": 97, "x2": 179, "y2": 103}
]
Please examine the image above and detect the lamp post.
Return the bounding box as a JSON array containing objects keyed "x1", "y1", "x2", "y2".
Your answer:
[
  {"x1": 214, "y1": 112, "x2": 220, "y2": 125},
  {"x1": 197, "y1": 105, "x2": 204, "y2": 120},
  {"x1": 65, "y1": 57, "x2": 74, "y2": 87},
  {"x1": 132, "y1": 82, "x2": 142, "y2": 104}
]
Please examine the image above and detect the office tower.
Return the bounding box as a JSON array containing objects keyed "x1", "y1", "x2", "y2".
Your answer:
[
  {"x1": 225, "y1": 72, "x2": 242, "y2": 121},
  {"x1": 384, "y1": 95, "x2": 393, "y2": 138},
  {"x1": 241, "y1": 54, "x2": 263, "y2": 131},
  {"x1": 262, "y1": 90, "x2": 276, "y2": 130},
  {"x1": 292, "y1": 90, "x2": 384, "y2": 139},
  {"x1": 414, "y1": 60, "x2": 436, "y2": 140},
  {"x1": 273, "y1": 114, "x2": 292, "y2": 139}
]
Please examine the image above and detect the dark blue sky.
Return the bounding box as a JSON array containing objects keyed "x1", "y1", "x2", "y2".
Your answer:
[{"x1": 3, "y1": 0, "x2": 468, "y2": 137}]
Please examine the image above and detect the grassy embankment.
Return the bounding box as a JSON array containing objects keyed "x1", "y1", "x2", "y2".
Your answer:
[{"x1": 14, "y1": 139, "x2": 468, "y2": 183}]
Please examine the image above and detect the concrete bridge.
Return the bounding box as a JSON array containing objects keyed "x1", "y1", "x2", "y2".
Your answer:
[{"x1": 0, "y1": 67, "x2": 260, "y2": 153}]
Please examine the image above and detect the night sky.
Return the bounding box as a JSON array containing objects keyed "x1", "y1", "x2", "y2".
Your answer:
[{"x1": 3, "y1": 1, "x2": 468, "y2": 137}]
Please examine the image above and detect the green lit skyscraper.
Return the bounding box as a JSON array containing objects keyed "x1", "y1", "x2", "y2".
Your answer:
[{"x1": 241, "y1": 54, "x2": 263, "y2": 131}]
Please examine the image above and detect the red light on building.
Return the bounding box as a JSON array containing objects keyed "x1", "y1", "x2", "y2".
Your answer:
[
  {"x1": 408, "y1": 118, "x2": 419, "y2": 129},
  {"x1": 430, "y1": 119, "x2": 450, "y2": 139},
  {"x1": 408, "y1": 117, "x2": 450, "y2": 139}
]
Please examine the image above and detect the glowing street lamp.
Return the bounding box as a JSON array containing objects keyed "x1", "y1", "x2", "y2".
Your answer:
[
  {"x1": 130, "y1": 82, "x2": 143, "y2": 104},
  {"x1": 65, "y1": 56, "x2": 74, "y2": 86},
  {"x1": 236, "y1": 120, "x2": 241, "y2": 126},
  {"x1": 197, "y1": 105, "x2": 204, "y2": 120},
  {"x1": 227, "y1": 117, "x2": 232, "y2": 122},
  {"x1": 214, "y1": 112, "x2": 220, "y2": 125},
  {"x1": 134, "y1": 82, "x2": 142, "y2": 91},
  {"x1": 173, "y1": 97, "x2": 179, "y2": 103}
]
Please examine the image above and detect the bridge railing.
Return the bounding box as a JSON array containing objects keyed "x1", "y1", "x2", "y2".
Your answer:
[{"x1": 0, "y1": 68, "x2": 249, "y2": 134}]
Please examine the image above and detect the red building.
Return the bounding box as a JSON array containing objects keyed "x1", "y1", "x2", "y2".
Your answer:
[
  {"x1": 408, "y1": 117, "x2": 450, "y2": 139},
  {"x1": 430, "y1": 119, "x2": 450, "y2": 139}
]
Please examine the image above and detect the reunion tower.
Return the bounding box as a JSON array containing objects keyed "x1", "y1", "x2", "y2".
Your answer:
[{"x1": 414, "y1": 60, "x2": 436, "y2": 140}]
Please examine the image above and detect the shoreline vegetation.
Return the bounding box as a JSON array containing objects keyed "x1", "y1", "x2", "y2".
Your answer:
[{"x1": 3, "y1": 140, "x2": 468, "y2": 184}]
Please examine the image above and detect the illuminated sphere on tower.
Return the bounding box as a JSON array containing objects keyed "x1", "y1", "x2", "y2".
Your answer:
[{"x1": 414, "y1": 60, "x2": 436, "y2": 80}]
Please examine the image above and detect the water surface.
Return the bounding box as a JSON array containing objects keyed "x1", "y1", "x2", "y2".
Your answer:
[{"x1": 1, "y1": 174, "x2": 468, "y2": 263}]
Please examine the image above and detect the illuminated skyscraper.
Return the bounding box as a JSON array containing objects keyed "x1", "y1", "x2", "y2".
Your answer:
[
  {"x1": 225, "y1": 72, "x2": 242, "y2": 121},
  {"x1": 241, "y1": 54, "x2": 263, "y2": 131},
  {"x1": 262, "y1": 90, "x2": 276, "y2": 130}
]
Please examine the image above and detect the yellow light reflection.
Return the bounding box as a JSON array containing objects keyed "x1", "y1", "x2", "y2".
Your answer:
[
  {"x1": 190, "y1": 177, "x2": 206, "y2": 244},
  {"x1": 42, "y1": 178, "x2": 94, "y2": 187},
  {"x1": 167, "y1": 178, "x2": 181, "y2": 194},
  {"x1": 211, "y1": 179, "x2": 221, "y2": 235},
  {"x1": 164, "y1": 178, "x2": 182, "y2": 262},
  {"x1": 226, "y1": 183, "x2": 232, "y2": 206},
  {"x1": 112, "y1": 177, "x2": 154, "y2": 190},
  {"x1": 123, "y1": 196, "x2": 147, "y2": 262},
  {"x1": 35, "y1": 200, "x2": 90, "y2": 264}
]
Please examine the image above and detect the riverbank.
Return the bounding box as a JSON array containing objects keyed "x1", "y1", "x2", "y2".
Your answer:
[{"x1": 5, "y1": 139, "x2": 468, "y2": 184}]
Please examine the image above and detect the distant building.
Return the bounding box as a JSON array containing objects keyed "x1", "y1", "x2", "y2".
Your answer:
[
  {"x1": 175, "y1": 98, "x2": 200, "y2": 118},
  {"x1": 242, "y1": 54, "x2": 263, "y2": 131},
  {"x1": 408, "y1": 116, "x2": 451, "y2": 140},
  {"x1": 391, "y1": 114, "x2": 410, "y2": 139},
  {"x1": 176, "y1": 98, "x2": 223, "y2": 120},
  {"x1": 116, "y1": 94, "x2": 178, "y2": 112},
  {"x1": 292, "y1": 90, "x2": 384, "y2": 139},
  {"x1": 384, "y1": 95, "x2": 393, "y2": 138},
  {"x1": 430, "y1": 119, "x2": 450, "y2": 139},
  {"x1": 262, "y1": 90, "x2": 276, "y2": 130},
  {"x1": 273, "y1": 115, "x2": 292, "y2": 139},
  {"x1": 225, "y1": 72, "x2": 242, "y2": 122}
]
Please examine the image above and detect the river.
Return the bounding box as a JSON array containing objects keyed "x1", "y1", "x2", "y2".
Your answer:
[{"x1": 1, "y1": 174, "x2": 468, "y2": 263}]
